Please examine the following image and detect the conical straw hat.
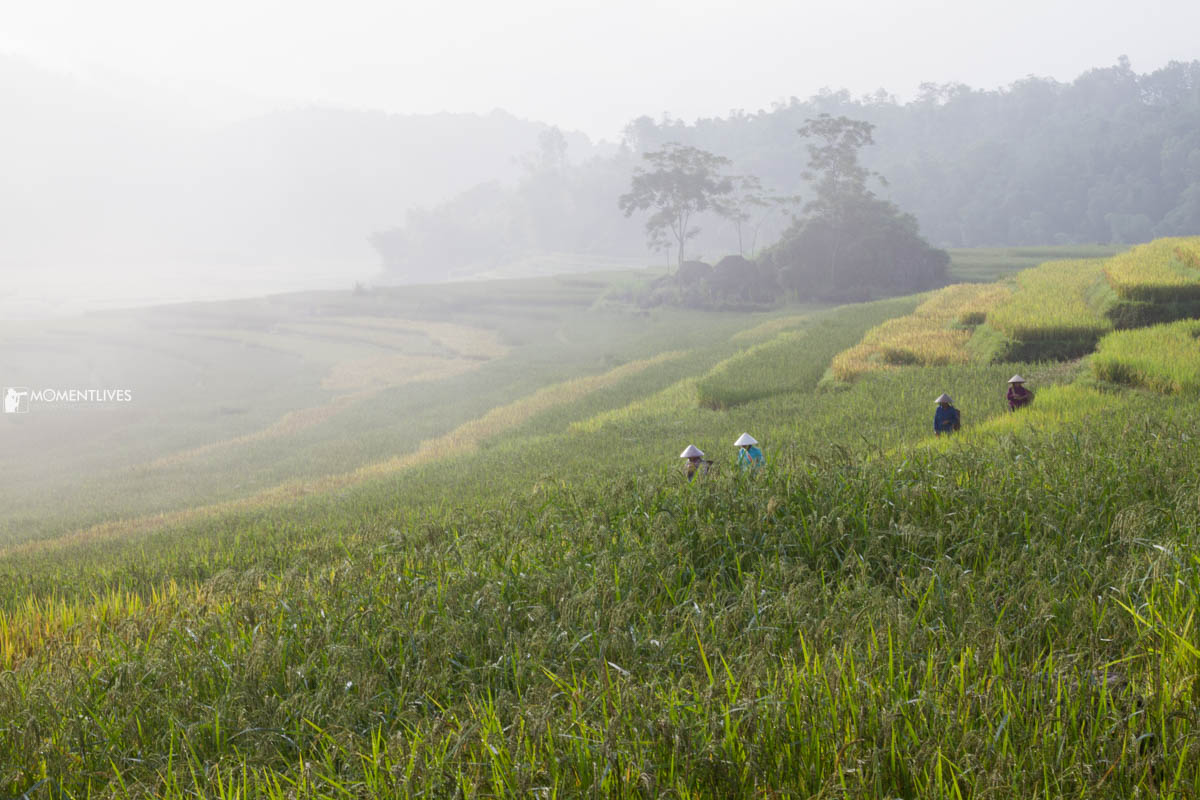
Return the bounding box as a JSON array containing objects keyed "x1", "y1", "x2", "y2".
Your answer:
[
  {"x1": 733, "y1": 433, "x2": 758, "y2": 447},
  {"x1": 680, "y1": 444, "x2": 704, "y2": 458},
  {"x1": 935, "y1": 393, "x2": 953, "y2": 404},
  {"x1": 1008, "y1": 374, "x2": 1025, "y2": 383}
]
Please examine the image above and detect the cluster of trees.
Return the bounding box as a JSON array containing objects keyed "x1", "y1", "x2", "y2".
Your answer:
[
  {"x1": 625, "y1": 57, "x2": 1200, "y2": 247},
  {"x1": 372, "y1": 58, "x2": 1200, "y2": 292},
  {"x1": 610, "y1": 115, "x2": 947, "y2": 308}
]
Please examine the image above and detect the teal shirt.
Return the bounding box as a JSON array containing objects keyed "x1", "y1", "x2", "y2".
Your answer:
[{"x1": 738, "y1": 446, "x2": 764, "y2": 469}]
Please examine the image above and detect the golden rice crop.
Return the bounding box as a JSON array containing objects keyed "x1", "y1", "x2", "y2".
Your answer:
[
  {"x1": 387, "y1": 318, "x2": 509, "y2": 360},
  {"x1": 1091, "y1": 320, "x2": 1200, "y2": 394},
  {"x1": 1103, "y1": 237, "x2": 1200, "y2": 302},
  {"x1": 0, "y1": 582, "x2": 194, "y2": 670},
  {"x1": 831, "y1": 283, "x2": 1010, "y2": 381},
  {"x1": 986, "y1": 259, "x2": 1112, "y2": 341},
  {"x1": 1176, "y1": 239, "x2": 1200, "y2": 268}
]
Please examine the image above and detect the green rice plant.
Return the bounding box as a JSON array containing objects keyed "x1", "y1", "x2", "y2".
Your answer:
[
  {"x1": 1092, "y1": 320, "x2": 1200, "y2": 394},
  {"x1": 930, "y1": 382, "x2": 1116, "y2": 442},
  {"x1": 694, "y1": 297, "x2": 920, "y2": 408},
  {"x1": 946, "y1": 244, "x2": 1127, "y2": 282},
  {"x1": 4, "y1": 371, "x2": 1200, "y2": 798},
  {"x1": 8, "y1": 273, "x2": 1200, "y2": 798},
  {"x1": 695, "y1": 330, "x2": 813, "y2": 409}
]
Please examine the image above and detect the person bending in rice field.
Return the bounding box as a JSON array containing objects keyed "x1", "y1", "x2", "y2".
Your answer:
[
  {"x1": 680, "y1": 444, "x2": 711, "y2": 481},
  {"x1": 1006, "y1": 374, "x2": 1033, "y2": 411},
  {"x1": 933, "y1": 393, "x2": 961, "y2": 436},
  {"x1": 734, "y1": 432, "x2": 765, "y2": 472}
]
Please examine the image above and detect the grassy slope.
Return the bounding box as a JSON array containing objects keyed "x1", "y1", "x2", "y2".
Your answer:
[
  {"x1": 946, "y1": 244, "x2": 1127, "y2": 282},
  {"x1": 0, "y1": 277, "x2": 789, "y2": 543},
  {"x1": 1, "y1": 260, "x2": 1199, "y2": 797}
]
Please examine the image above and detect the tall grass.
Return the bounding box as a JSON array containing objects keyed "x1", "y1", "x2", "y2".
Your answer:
[{"x1": 1, "y1": 381, "x2": 1198, "y2": 797}]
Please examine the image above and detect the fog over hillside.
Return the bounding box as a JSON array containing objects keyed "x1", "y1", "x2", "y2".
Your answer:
[{"x1": 1, "y1": 54, "x2": 599, "y2": 316}]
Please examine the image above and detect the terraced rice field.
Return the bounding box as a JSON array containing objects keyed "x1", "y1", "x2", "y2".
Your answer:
[{"x1": 4, "y1": 246, "x2": 1200, "y2": 797}]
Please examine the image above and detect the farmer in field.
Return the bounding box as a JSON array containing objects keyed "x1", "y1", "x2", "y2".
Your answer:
[
  {"x1": 1007, "y1": 375, "x2": 1033, "y2": 411},
  {"x1": 734, "y1": 432, "x2": 765, "y2": 471},
  {"x1": 933, "y1": 393, "x2": 961, "y2": 436},
  {"x1": 680, "y1": 444, "x2": 711, "y2": 481}
]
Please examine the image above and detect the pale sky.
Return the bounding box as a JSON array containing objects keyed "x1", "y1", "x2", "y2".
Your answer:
[{"x1": 2, "y1": 0, "x2": 1198, "y2": 140}]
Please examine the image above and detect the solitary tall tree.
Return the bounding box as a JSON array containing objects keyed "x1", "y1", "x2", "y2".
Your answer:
[
  {"x1": 765, "y1": 114, "x2": 948, "y2": 299},
  {"x1": 799, "y1": 114, "x2": 885, "y2": 210},
  {"x1": 798, "y1": 114, "x2": 886, "y2": 275},
  {"x1": 723, "y1": 174, "x2": 801, "y2": 257},
  {"x1": 619, "y1": 143, "x2": 734, "y2": 268}
]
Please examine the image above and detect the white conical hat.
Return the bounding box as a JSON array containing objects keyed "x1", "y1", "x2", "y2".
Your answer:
[
  {"x1": 1008, "y1": 374, "x2": 1025, "y2": 383},
  {"x1": 733, "y1": 433, "x2": 758, "y2": 447},
  {"x1": 680, "y1": 444, "x2": 704, "y2": 458},
  {"x1": 935, "y1": 393, "x2": 953, "y2": 404}
]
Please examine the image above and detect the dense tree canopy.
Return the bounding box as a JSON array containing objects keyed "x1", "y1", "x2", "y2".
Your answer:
[{"x1": 631, "y1": 58, "x2": 1200, "y2": 248}]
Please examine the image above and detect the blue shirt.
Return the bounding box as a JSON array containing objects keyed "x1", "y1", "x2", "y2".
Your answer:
[{"x1": 933, "y1": 405, "x2": 960, "y2": 433}]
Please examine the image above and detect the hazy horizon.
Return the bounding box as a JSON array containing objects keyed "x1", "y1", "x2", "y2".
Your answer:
[
  {"x1": 5, "y1": 0, "x2": 1199, "y2": 142},
  {"x1": 3, "y1": 0, "x2": 1199, "y2": 318}
]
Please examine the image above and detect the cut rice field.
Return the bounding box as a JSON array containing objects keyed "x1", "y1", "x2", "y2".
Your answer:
[{"x1": 5, "y1": 249, "x2": 1200, "y2": 797}]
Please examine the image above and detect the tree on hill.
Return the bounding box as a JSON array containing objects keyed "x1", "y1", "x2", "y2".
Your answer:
[
  {"x1": 764, "y1": 114, "x2": 948, "y2": 300},
  {"x1": 721, "y1": 174, "x2": 800, "y2": 258},
  {"x1": 618, "y1": 143, "x2": 736, "y2": 269}
]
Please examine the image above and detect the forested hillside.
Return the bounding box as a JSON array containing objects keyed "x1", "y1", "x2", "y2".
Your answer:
[{"x1": 374, "y1": 58, "x2": 1200, "y2": 281}]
